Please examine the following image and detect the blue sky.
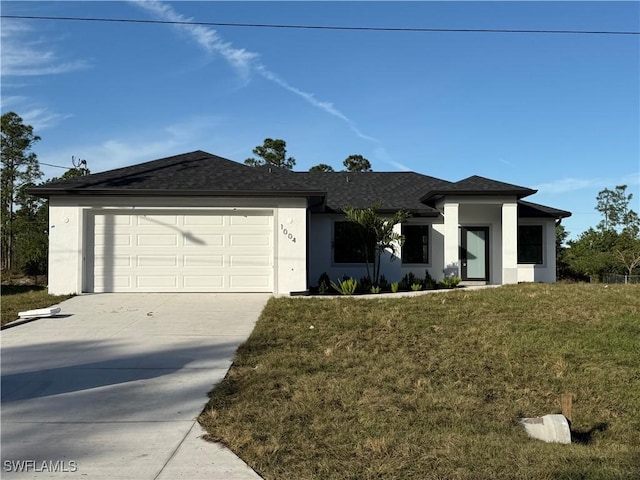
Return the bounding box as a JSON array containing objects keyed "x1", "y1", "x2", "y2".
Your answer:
[{"x1": 2, "y1": 1, "x2": 638, "y2": 239}]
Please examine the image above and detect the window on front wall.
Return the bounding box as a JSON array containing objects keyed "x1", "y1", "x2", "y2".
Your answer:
[
  {"x1": 518, "y1": 225, "x2": 543, "y2": 264},
  {"x1": 402, "y1": 225, "x2": 429, "y2": 264},
  {"x1": 333, "y1": 221, "x2": 375, "y2": 263}
]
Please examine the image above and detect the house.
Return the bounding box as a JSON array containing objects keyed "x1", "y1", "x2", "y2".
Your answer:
[{"x1": 29, "y1": 150, "x2": 570, "y2": 295}]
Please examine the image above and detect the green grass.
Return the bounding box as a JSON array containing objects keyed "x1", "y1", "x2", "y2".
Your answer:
[
  {"x1": 199, "y1": 283, "x2": 640, "y2": 480},
  {"x1": 1, "y1": 285, "x2": 72, "y2": 326}
]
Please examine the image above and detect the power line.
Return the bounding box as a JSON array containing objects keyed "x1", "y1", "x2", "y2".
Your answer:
[
  {"x1": 40, "y1": 162, "x2": 72, "y2": 170},
  {"x1": 2, "y1": 14, "x2": 638, "y2": 36}
]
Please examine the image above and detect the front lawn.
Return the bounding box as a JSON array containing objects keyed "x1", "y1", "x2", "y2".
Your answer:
[
  {"x1": 199, "y1": 283, "x2": 640, "y2": 480},
  {"x1": 1, "y1": 285, "x2": 72, "y2": 326}
]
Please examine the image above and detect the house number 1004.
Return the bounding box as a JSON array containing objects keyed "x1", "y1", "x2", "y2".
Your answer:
[{"x1": 280, "y1": 224, "x2": 296, "y2": 243}]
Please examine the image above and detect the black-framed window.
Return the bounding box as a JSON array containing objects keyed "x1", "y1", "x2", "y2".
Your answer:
[
  {"x1": 402, "y1": 225, "x2": 429, "y2": 264},
  {"x1": 518, "y1": 225, "x2": 543, "y2": 264},
  {"x1": 333, "y1": 221, "x2": 375, "y2": 263}
]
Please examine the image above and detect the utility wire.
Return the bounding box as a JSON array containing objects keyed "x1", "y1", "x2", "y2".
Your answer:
[
  {"x1": 2, "y1": 14, "x2": 639, "y2": 35},
  {"x1": 41, "y1": 162, "x2": 73, "y2": 170}
]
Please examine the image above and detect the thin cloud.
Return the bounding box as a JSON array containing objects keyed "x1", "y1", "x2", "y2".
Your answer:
[
  {"x1": 0, "y1": 96, "x2": 29, "y2": 109},
  {"x1": 1, "y1": 96, "x2": 70, "y2": 132},
  {"x1": 21, "y1": 108, "x2": 72, "y2": 132},
  {"x1": 255, "y1": 65, "x2": 379, "y2": 143},
  {"x1": 130, "y1": 1, "x2": 400, "y2": 166},
  {"x1": 534, "y1": 178, "x2": 603, "y2": 195},
  {"x1": 39, "y1": 115, "x2": 225, "y2": 177},
  {"x1": 372, "y1": 146, "x2": 412, "y2": 171},
  {"x1": 131, "y1": 0, "x2": 258, "y2": 78},
  {"x1": 534, "y1": 173, "x2": 640, "y2": 196},
  {"x1": 0, "y1": 19, "x2": 89, "y2": 76}
]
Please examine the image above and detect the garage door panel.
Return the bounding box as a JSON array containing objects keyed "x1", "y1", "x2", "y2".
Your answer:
[
  {"x1": 95, "y1": 215, "x2": 132, "y2": 226},
  {"x1": 229, "y1": 275, "x2": 271, "y2": 288},
  {"x1": 137, "y1": 234, "x2": 178, "y2": 247},
  {"x1": 90, "y1": 211, "x2": 273, "y2": 292},
  {"x1": 230, "y1": 215, "x2": 271, "y2": 226},
  {"x1": 95, "y1": 234, "x2": 132, "y2": 247},
  {"x1": 137, "y1": 276, "x2": 178, "y2": 288},
  {"x1": 184, "y1": 255, "x2": 223, "y2": 267},
  {"x1": 94, "y1": 275, "x2": 131, "y2": 289},
  {"x1": 184, "y1": 234, "x2": 223, "y2": 247},
  {"x1": 183, "y1": 216, "x2": 224, "y2": 226},
  {"x1": 183, "y1": 276, "x2": 224, "y2": 288},
  {"x1": 138, "y1": 215, "x2": 179, "y2": 227},
  {"x1": 136, "y1": 255, "x2": 178, "y2": 267},
  {"x1": 94, "y1": 256, "x2": 132, "y2": 268},
  {"x1": 229, "y1": 234, "x2": 271, "y2": 247},
  {"x1": 230, "y1": 255, "x2": 270, "y2": 267}
]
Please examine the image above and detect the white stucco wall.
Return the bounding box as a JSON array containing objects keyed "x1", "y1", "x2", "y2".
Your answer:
[
  {"x1": 306, "y1": 197, "x2": 559, "y2": 288},
  {"x1": 517, "y1": 217, "x2": 558, "y2": 283},
  {"x1": 307, "y1": 214, "x2": 444, "y2": 287},
  {"x1": 48, "y1": 199, "x2": 85, "y2": 295},
  {"x1": 47, "y1": 196, "x2": 308, "y2": 295},
  {"x1": 274, "y1": 205, "x2": 308, "y2": 294}
]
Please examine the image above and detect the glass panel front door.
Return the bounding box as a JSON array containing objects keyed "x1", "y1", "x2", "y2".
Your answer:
[{"x1": 461, "y1": 227, "x2": 489, "y2": 281}]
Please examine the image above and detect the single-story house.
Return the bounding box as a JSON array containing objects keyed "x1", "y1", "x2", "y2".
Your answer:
[{"x1": 29, "y1": 150, "x2": 570, "y2": 295}]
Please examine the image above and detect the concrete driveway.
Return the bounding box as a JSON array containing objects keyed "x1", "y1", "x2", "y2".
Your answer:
[{"x1": 1, "y1": 293, "x2": 269, "y2": 479}]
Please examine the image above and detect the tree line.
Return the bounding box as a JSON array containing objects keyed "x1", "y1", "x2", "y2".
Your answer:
[
  {"x1": 1, "y1": 118, "x2": 638, "y2": 283},
  {"x1": 244, "y1": 137, "x2": 372, "y2": 172},
  {"x1": 559, "y1": 185, "x2": 640, "y2": 281},
  {"x1": 1, "y1": 112, "x2": 89, "y2": 280}
]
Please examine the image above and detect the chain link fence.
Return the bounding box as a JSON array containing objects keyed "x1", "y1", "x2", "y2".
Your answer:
[{"x1": 602, "y1": 273, "x2": 640, "y2": 284}]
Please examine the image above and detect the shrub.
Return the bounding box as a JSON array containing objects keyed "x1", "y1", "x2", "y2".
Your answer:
[
  {"x1": 390, "y1": 282, "x2": 399, "y2": 293},
  {"x1": 370, "y1": 285, "x2": 381, "y2": 294},
  {"x1": 358, "y1": 276, "x2": 373, "y2": 294},
  {"x1": 424, "y1": 270, "x2": 437, "y2": 290},
  {"x1": 318, "y1": 272, "x2": 331, "y2": 294},
  {"x1": 411, "y1": 283, "x2": 422, "y2": 291},
  {"x1": 378, "y1": 274, "x2": 389, "y2": 292},
  {"x1": 331, "y1": 277, "x2": 358, "y2": 295},
  {"x1": 439, "y1": 276, "x2": 461, "y2": 289},
  {"x1": 402, "y1": 272, "x2": 420, "y2": 287}
]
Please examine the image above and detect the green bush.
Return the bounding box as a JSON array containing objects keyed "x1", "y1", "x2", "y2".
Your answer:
[
  {"x1": 411, "y1": 283, "x2": 422, "y2": 291},
  {"x1": 370, "y1": 285, "x2": 381, "y2": 294},
  {"x1": 439, "y1": 276, "x2": 461, "y2": 289},
  {"x1": 318, "y1": 272, "x2": 331, "y2": 294},
  {"x1": 358, "y1": 276, "x2": 373, "y2": 294},
  {"x1": 424, "y1": 270, "x2": 437, "y2": 290},
  {"x1": 401, "y1": 272, "x2": 420, "y2": 288},
  {"x1": 331, "y1": 277, "x2": 358, "y2": 295},
  {"x1": 390, "y1": 282, "x2": 399, "y2": 293}
]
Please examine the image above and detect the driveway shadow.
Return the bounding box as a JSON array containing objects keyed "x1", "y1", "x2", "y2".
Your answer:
[{"x1": 1, "y1": 340, "x2": 241, "y2": 403}]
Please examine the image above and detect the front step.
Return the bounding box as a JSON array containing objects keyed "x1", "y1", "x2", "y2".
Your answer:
[{"x1": 459, "y1": 280, "x2": 487, "y2": 287}]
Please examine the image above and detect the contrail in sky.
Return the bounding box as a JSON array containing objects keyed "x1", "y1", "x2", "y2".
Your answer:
[{"x1": 131, "y1": 0, "x2": 410, "y2": 168}]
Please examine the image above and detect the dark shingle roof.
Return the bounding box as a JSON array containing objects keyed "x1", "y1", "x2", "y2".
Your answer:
[
  {"x1": 420, "y1": 175, "x2": 537, "y2": 202},
  {"x1": 28, "y1": 150, "x2": 569, "y2": 218},
  {"x1": 29, "y1": 151, "x2": 322, "y2": 197},
  {"x1": 298, "y1": 171, "x2": 450, "y2": 215},
  {"x1": 518, "y1": 200, "x2": 571, "y2": 219}
]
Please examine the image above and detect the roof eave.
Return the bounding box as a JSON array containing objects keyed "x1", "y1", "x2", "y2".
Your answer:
[
  {"x1": 27, "y1": 188, "x2": 326, "y2": 199},
  {"x1": 420, "y1": 189, "x2": 537, "y2": 203}
]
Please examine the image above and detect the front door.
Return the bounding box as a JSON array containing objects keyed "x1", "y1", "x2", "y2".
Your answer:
[{"x1": 461, "y1": 227, "x2": 489, "y2": 281}]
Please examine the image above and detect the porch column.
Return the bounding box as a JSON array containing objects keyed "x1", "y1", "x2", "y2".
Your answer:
[
  {"x1": 502, "y1": 202, "x2": 518, "y2": 284},
  {"x1": 443, "y1": 202, "x2": 459, "y2": 277}
]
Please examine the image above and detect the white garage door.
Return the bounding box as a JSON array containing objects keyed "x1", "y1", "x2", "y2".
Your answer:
[{"x1": 89, "y1": 211, "x2": 273, "y2": 292}]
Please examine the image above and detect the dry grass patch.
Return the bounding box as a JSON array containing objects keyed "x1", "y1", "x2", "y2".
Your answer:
[
  {"x1": 199, "y1": 283, "x2": 640, "y2": 479},
  {"x1": 1, "y1": 285, "x2": 72, "y2": 326}
]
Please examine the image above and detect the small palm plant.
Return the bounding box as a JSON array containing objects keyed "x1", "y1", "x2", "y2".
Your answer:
[
  {"x1": 331, "y1": 277, "x2": 358, "y2": 295},
  {"x1": 342, "y1": 204, "x2": 410, "y2": 286}
]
